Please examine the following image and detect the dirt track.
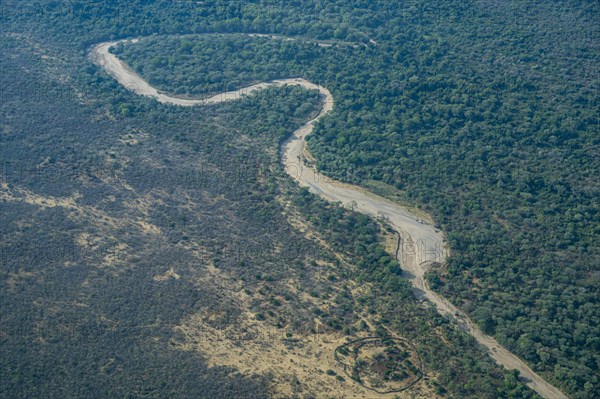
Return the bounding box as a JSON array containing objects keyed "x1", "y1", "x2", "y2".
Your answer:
[{"x1": 90, "y1": 37, "x2": 569, "y2": 399}]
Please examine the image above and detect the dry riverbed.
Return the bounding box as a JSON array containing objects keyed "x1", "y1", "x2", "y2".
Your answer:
[{"x1": 90, "y1": 36, "x2": 568, "y2": 399}]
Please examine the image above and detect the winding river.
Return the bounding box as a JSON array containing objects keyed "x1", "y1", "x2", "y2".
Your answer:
[{"x1": 89, "y1": 36, "x2": 568, "y2": 399}]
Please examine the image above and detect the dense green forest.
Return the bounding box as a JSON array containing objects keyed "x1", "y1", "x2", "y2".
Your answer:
[
  {"x1": 116, "y1": 26, "x2": 599, "y2": 399},
  {"x1": 1, "y1": 1, "x2": 598, "y2": 398}
]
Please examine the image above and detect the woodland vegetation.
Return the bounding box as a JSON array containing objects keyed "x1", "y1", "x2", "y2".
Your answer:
[{"x1": 1, "y1": 1, "x2": 598, "y2": 398}]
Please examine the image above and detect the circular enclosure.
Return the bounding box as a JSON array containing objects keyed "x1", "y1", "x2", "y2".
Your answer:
[{"x1": 334, "y1": 336, "x2": 422, "y2": 394}]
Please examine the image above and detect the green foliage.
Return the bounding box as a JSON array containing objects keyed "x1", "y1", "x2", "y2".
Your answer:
[
  {"x1": 1, "y1": 1, "x2": 598, "y2": 397},
  {"x1": 120, "y1": 27, "x2": 598, "y2": 395}
]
